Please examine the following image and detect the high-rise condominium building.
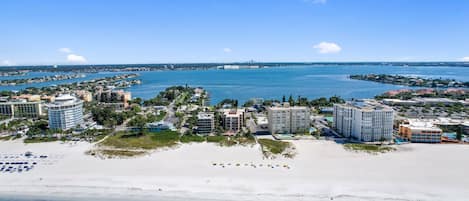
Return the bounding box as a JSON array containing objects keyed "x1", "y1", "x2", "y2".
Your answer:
[
  {"x1": 267, "y1": 103, "x2": 310, "y2": 135},
  {"x1": 333, "y1": 100, "x2": 394, "y2": 142},
  {"x1": 48, "y1": 94, "x2": 84, "y2": 130},
  {"x1": 196, "y1": 112, "x2": 215, "y2": 135}
]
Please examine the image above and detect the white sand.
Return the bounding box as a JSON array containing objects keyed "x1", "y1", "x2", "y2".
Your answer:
[{"x1": 0, "y1": 140, "x2": 468, "y2": 201}]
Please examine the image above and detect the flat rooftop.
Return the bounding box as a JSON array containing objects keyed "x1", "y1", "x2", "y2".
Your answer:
[
  {"x1": 403, "y1": 119, "x2": 442, "y2": 131},
  {"x1": 197, "y1": 112, "x2": 214, "y2": 119},
  {"x1": 339, "y1": 100, "x2": 393, "y2": 111}
]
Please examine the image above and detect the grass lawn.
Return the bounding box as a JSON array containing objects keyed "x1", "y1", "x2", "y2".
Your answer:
[
  {"x1": 258, "y1": 139, "x2": 291, "y2": 154},
  {"x1": 100, "y1": 130, "x2": 180, "y2": 150},
  {"x1": 344, "y1": 143, "x2": 396, "y2": 153}
]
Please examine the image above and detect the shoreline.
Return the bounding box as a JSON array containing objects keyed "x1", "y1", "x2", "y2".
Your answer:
[
  {"x1": 1, "y1": 140, "x2": 468, "y2": 200},
  {"x1": 0, "y1": 185, "x2": 447, "y2": 201}
]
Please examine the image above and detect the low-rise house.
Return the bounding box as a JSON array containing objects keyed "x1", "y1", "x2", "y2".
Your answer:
[{"x1": 399, "y1": 119, "x2": 442, "y2": 143}]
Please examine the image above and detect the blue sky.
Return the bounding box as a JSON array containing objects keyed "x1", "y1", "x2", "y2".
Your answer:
[{"x1": 1, "y1": 0, "x2": 469, "y2": 65}]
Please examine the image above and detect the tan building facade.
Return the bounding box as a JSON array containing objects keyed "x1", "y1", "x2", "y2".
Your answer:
[
  {"x1": 0, "y1": 101, "x2": 43, "y2": 118},
  {"x1": 399, "y1": 120, "x2": 442, "y2": 143},
  {"x1": 94, "y1": 89, "x2": 131, "y2": 108},
  {"x1": 222, "y1": 109, "x2": 244, "y2": 134},
  {"x1": 267, "y1": 104, "x2": 310, "y2": 135}
]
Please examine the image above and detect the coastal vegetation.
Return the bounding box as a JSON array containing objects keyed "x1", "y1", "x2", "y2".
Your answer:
[
  {"x1": 180, "y1": 134, "x2": 206, "y2": 143},
  {"x1": 258, "y1": 139, "x2": 295, "y2": 158},
  {"x1": 126, "y1": 111, "x2": 167, "y2": 127},
  {"x1": 205, "y1": 134, "x2": 256, "y2": 147},
  {"x1": 24, "y1": 136, "x2": 59, "y2": 143},
  {"x1": 254, "y1": 95, "x2": 344, "y2": 110},
  {"x1": 0, "y1": 119, "x2": 31, "y2": 133},
  {"x1": 0, "y1": 135, "x2": 13, "y2": 141},
  {"x1": 92, "y1": 129, "x2": 288, "y2": 158},
  {"x1": 217, "y1": 99, "x2": 239, "y2": 108},
  {"x1": 17, "y1": 73, "x2": 140, "y2": 96},
  {"x1": 0, "y1": 74, "x2": 85, "y2": 86},
  {"x1": 375, "y1": 89, "x2": 469, "y2": 100},
  {"x1": 99, "y1": 130, "x2": 180, "y2": 150},
  {"x1": 350, "y1": 74, "x2": 469, "y2": 88},
  {"x1": 91, "y1": 107, "x2": 127, "y2": 127},
  {"x1": 90, "y1": 105, "x2": 144, "y2": 128},
  {"x1": 101, "y1": 130, "x2": 257, "y2": 150},
  {"x1": 143, "y1": 85, "x2": 195, "y2": 106},
  {"x1": 91, "y1": 149, "x2": 146, "y2": 157},
  {"x1": 343, "y1": 143, "x2": 396, "y2": 153}
]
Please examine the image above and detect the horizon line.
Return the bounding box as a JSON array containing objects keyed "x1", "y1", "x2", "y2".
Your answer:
[{"x1": 1, "y1": 61, "x2": 469, "y2": 68}]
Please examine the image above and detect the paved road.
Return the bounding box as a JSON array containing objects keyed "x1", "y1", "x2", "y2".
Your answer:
[{"x1": 164, "y1": 102, "x2": 179, "y2": 125}]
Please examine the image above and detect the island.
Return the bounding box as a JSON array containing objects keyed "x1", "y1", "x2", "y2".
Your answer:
[
  {"x1": 0, "y1": 73, "x2": 86, "y2": 86},
  {"x1": 350, "y1": 74, "x2": 469, "y2": 88}
]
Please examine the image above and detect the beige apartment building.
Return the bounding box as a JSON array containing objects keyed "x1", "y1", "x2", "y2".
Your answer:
[
  {"x1": 0, "y1": 100, "x2": 43, "y2": 118},
  {"x1": 267, "y1": 103, "x2": 310, "y2": 135}
]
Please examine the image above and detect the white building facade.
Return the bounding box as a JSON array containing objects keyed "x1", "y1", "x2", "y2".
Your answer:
[
  {"x1": 333, "y1": 101, "x2": 394, "y2": 142},
  {"x1": 267, "y1": 104, "x2": 310, "y2": 134},
  {"x1": 222, "y1": 109, "x2": 244, "y2": 133},
  {"x1": 47, "y1": 95, "x2": 84, "y2": 130}
]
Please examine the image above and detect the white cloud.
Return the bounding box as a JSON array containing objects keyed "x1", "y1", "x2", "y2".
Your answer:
[
  {"x1": 461, "y1": 56, "x2": 469, "y2": 62},
  {"x1": 59, "y1": 48, "x2": 87, "y2": 63},
  {"x1": 58, "y1": 47, "x2": 73, "y2": 53},
  {"x1": 223, "y1": 48, "x2": 232, "y2": 53},
  {"x1": 304, "y1": 0, "x2": 327, "y2": 4},
  {"x1": 67, "y1": 54, "x2": 87, "y2": 63},
  {"x1": 313, "y1": 42, "x2": 342, "y2": 54},
  {"x1": 1, "y1": 60, "x2": 15, "y2": 66}
]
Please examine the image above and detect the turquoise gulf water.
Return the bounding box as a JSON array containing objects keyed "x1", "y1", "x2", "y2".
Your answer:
[{"x1": 0, "y1": 65, "x2": 468, "y2": 104}]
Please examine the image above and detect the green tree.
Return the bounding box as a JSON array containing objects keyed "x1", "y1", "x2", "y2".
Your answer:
[{"x1": 288, "y1": 95, "x2": 294, "y2": 106}]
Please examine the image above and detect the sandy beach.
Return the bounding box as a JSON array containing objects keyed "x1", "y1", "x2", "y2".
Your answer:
[{"x1": 1, "y1": 140, "x2": 468, "y2": 201}]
